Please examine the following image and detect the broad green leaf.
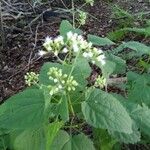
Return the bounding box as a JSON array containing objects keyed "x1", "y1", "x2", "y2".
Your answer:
[
  {"x1": 113, "y1": 41, "x2": 150, "y2": 55},
  {"x1": 88, "y1": 34, "x2": 115, "y2": 46},
  {"x1": 106, "y1": 53, "x2": 126, "y2": 74},
  {"x1": 82, "y1": 88, "x2": 133, "y2": 133},
  {"x1": 45, "y1": 122, "x2": 63, "y2": 150},
  {"x1": 0, "y1": 89, "x2": 45, "y2": 130},
  {"x1": 130, "y1": 104, "x2": 150, "y2": 136},
  {"x1": 51, "y1": 130, "x2": 70, "y2": 150},
  {"x1": 93, "y1": 129, "x2": 117, "y2": 150},
  {"x1": 51, "y1": 130, "x2": 95, "y2": 150},
  {"x1": 113, "y1": 93, "x2": 150, "y2": 137},
  {"x1": 109, "y1": 123, "x2": 141, "y2": 144},
  {"x1": 96, "y1": 60, "x2": 116, "y2": 78},
  {"x1": 9, "y1": 128, "x2": 45, "y2": 150},
  {"x1": 128, "y1": 74, "x2": 150, "y2": 106},
  {"x1": 59, "y1": 20, "x2": 83, "y2": 37},
  {"x1": 72, "y1": 57, "x2": 91, "y2": 91},
  {"x1": 123, "y1": 27, "x2": 150, "y2": 36},
  {"x1": 39, "y1": 62, "x2": 69, "y2": 86},
  {"x1": 39, "y1": 58, "x2": 91, "y2": 91},
  {"x1": 58, "y1": 94, "x2": 69, "y2": 121},
  {"x1": 60, "y1": 20, "x2": 73, "y2": 36}
]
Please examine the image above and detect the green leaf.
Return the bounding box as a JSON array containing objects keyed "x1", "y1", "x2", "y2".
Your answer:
[
  {"x1": 9, "y1": 128, "x2": 45, "y2": 150},
  {"x1": 58, "y1": 94, "x2": 69, "y2": 121},
  {"x1": 72, "y1": 57, "x2": 91, "y2": 91},
  {"x1": 130, "y1": 104, "x2": 150, "y2": 136},
  {"x1": 88, "y1": 34, "x2": 115, "y2": 46},
  {"x1": 107, "y1": 30, "x2": 126, "y2": 42},
  {"x1": 50, "y1": 130, "x2": 70, "y2": 150},
  {"x1": 128, "y1": 74, "x2": 150, "y2": 106},
  {"x1": 39, "y1": 58, "x2": 91, "y2": 91},
  {"x1": 106, "y1": 53, "x2": 126, "y2": 74},
  {"x1": 113, "y1": 93, "x2": 150, "y2": 137},
  {"x1": 0, "y1": 89, "x2": 45, "y2": 130},
  {"x1": 39, "y1": 62, "x2": 69, "y2": 86},
  {"x1": 82, "y1": 88, "x2": 133, "y2": 133},
  {"x1": 109, "y1": 123, "x2": 141, "y2": 144},
  {"x1": 51, "y1": 130, "x2": 95, "y2": 150},
  {"x1": 60, "y1": 20, "x2": 73, "y2": 36},
  {"x1": 45, "y1": 122, "x2": 63, "y2": 150},
  {"x1": 96, "y1": 60, "x2": 116, "y2": 78},
  {"x1": 113, "y1": 41, "x2": 150, "y2": 55},
  {"x1": 59, "y1": 20, "x2": 83, "y2": 37},
  {"x1": 93, "y1": 129, "x2": 117, "y2": 150}
]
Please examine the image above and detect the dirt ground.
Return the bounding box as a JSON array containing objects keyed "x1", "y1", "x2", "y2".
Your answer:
[{"x1": 0, "y1": 1, "x2": 150, "y2": 148}]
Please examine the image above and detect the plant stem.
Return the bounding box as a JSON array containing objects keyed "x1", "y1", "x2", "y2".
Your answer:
[
  {"x1": 67, "y1": 93, "x2": 75, "y2": 116},
  {"x1": 72, "y1": 0, "x2": 75, "y2": 28}
]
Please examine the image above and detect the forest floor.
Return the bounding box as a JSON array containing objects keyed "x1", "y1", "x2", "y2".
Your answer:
[{"x1": 0, "y1": 0, "x2": 150, "y2": 149}]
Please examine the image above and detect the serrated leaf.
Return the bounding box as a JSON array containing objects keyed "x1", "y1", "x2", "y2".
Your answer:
[
  {"x1": 0, "y1": 89, "x2": 45, "y2": 130},
  {"x1": 82, "y1": 89, "x2": 133, "y2": 133},
  {"x1": 51, "y1": 130, "x2": 95, "y2": 150},
  {"x1": 131, "y1": 104, "x2": 150, "y2": 136},
  {"x1": 106, "y1": 53, "x2": 126, "y2": 74},
  {"x1": 128, "y1": 74, "x2": 150, "y2": 106},
  {"x1": 88, "y1": 34, "x2": 115, "y2": 46},
  {"x1": 113, "y1": 41, "x2": 150, "y2": 55},
  {"x1": 96, "y1": 60, "x2": 116, "y2": 78},
  {"x1": 109, "y1": 123, "x2": 141, "y2": 144}
]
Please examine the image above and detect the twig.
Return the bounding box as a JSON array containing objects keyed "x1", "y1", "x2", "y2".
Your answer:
[{"x1": 28, "y1": 23, "x2": 40, "y2": 67}]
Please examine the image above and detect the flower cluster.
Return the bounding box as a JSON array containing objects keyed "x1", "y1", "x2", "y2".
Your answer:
[
  {"x1": 78, "y1": 10, "x2": 87, "y2": 25},
  {"x1": 43, "y1": 36, "x2": 64, "y2": 56},
  {"x1": 94, "y1": 75, "x2": 106, "y2": 89},
  {"x1": 40, "y1": 31, "x2": 106, "y2": 66},
  {"x1": 24, "y1": 72, "x2": 39, "y2": 86},
  {"x1": 47, "y1": 67, "x2": 78, "y2": 95}
]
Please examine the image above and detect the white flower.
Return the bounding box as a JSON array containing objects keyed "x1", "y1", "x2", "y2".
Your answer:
[
  {"x1": 38, "y1": 50, "x2": 47, "y2": 56},
  {"x1": 67, "y1": 31, "x2": 73, "y2": 39},
  {"x1": 73, "y1": 43, "x2": 79, "y2": 52},
  {"x1": 77, "y1": 35, "x2": 83, "y2": 41},
  {"x1": 97, "y1": 54, "x2": 106, "y2": 65},
  {"x1": 58, "y1": 85, "x2": 62, "y2": 89},
  {"x1": 88, "y1": 42, "x2": 93, "y2": 48},
  {"x1": 54, "y1": 79, "x2": 58, "y2": 83},
  {"x1": 62, "y1": 47, "x2": 68, "y2": 53},
  {"x1": 98, "y1": 48, "x2": 103, "y2": 54},
  {"x1": 92, "y1": 60, "x2": 95, "y2": 64},
  {"x1": 83, "y1": 52, "x2": 88, "y2": 58},
  {"x1": 54, "y1": 36, "x2": 64, "y2": 44},
  {"x1": 45, "y1": 36, "x2": 52, "y2": 44},
  {"x1": 88, "y1": 51, "x2": 93, "y2": 57}
]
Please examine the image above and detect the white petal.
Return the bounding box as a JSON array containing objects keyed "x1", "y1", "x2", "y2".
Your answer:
[
  {"x1": 67, "y1": 31, "x2": 73, "y2": 39},
  {"x1": 45, "y1": 36, "x2": 52, "y2": 43},
  {"x1": 38, "y1": 50, "x2": 47, "y2": 56},
  {"x1": 83, "y1": 52, "x2": 88, "y2": 58},
  {"x1": 73, "y1": 44, "x2": 79, "y2": 52},
  {"x1": 62, "y1": 47, "x2": 68, "y2": 53}
]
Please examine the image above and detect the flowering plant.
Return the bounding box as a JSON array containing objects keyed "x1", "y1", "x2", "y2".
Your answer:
[{"x1": 0, "y1": 20, "x2": 150, "y2": 150}]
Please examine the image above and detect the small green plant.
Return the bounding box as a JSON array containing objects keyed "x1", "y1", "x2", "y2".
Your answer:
[{"x1": 1, "y1": 20, "x2": 150, "y2": 149}]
